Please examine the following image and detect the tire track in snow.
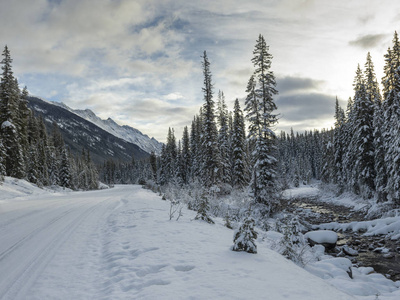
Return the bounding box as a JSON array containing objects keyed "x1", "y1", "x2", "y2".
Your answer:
[{"x1": 0, "y1": 197, "x2": 114, "y2": 300}]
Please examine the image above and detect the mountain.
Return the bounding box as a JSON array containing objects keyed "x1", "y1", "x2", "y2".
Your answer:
[
  {"x1": 26, "y1": 96, "x2": 151, "y2": 165},
  {"x1": 71, "y1": 108, "x2": 162, "y2": 156}
]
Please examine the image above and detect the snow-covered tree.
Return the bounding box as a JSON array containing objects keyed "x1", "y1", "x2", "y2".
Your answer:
[
  {"x1": 232, "y1": 213, "x2": 258, "y2": 254},
  {"x1": 200, "y1": 51, "x2": 219, "y2": 187},
  {"x1": 217, "y1": 90, "x2": 231, "y2": 184},
  {"x1": 231, "y1": 98, "x2": 248, "y2": 188},
  {"x1": 333, "y1": 97, "x2": 346, "y2": 188},
  {"x1": 351, "y1": 64, "x2": 375, "y2": 198},
  {"x1": 244, "y1": 34, "x2": 279, "y2": 206}
]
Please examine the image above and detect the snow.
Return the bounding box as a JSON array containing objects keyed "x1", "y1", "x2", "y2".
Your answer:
[
  {"x1": 305, "y1": 230, "x2": 338, "y2": 244},
  {"x1": 282, "y1": 185, "x2": 319, "y2": 199},
  {"x1": 1, "y1": 120, "x2": 15, "y2": 129},
  {"x1": 0, "y1": 179, "x2": 399, "y2": 299},
  {"x1": 317, "y1": 216, "x2": 400, "y2": 240}
]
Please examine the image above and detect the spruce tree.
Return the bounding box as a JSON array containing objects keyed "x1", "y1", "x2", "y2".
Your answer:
[
  {"x1": 59, "y1": 147, "x2": 72, "y2": 189},
  {"x1": 0, "y1": 45, "x2": 25, "y2": 178},
  {"x1": 181, "y1": 126, "x2": 191, "y2": 184},
  {"x1": 200, "y1": 51, "x2": 219, "y2": 187},
  {"x1": 333, "y1": 97, "x2": 346, "y2": 189},
  {"x1": 382, "y1": 32, "x2": 400, "y2": 203},
  {"x1": 231, "y1": 98, "x2": 248, "y2": 188},
  {"x1": 244, "y1": 34, "x2": 279, "y2": 206},
  {"x1": 217, "y1": 90, "x2": 231, "y2": 184},
  {"x1": 232, "y1": 213, "x2": 258, "y2": 254},
  {"x1": 351, "y1": 64, "x2": 375, "y2": 198}
]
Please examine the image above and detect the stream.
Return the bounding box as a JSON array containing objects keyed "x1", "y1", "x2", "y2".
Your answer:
[{"x1": 286, "y1": 196, "x2": 400, "y2": 281}]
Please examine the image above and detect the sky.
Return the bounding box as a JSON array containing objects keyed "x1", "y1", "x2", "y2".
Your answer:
[{"x1": 1, "y1": 0, "x2": 400, "y2": 142}]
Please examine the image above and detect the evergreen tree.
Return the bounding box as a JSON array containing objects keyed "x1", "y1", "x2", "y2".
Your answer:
[
  {"x1": 382, "y1": 32, "x2": 400, "y2": 203},
  {"x1": 244, "y1": 34, "x2": 279, "y2": 206},
  {"x1": 59, "y1": 146, "x2": 72, "y2": 189},
  {"x1": 149, "y1": 151, "x2": 157, "y2": 181},
  {"x1": 351, "y1": 64, "x2": 375, "y2": 197},
  {"x1": 181, "y1": 126, "x2": 191, "y2": 184},
  {"x1": 200, "y1": 51, "x2": 219, "y2": 186},
  {"x1": 373, "y1": 94, "x2": 387, "y2": 202},
  {"x1": 231, "y1": 98, "x2": 248, "y2": 188},
  {"x1": 0, "y1": 45, "x2": 25, "y2": 178},
  {"x1": 217, "y1": 90, "x2": 231, "y2": 184},
  {"x1": 232, "y1": 213, "x2": 258, "y2": 254},
  {"x1": 333, "y1": 97, "x2": 346, "y2": 189}
]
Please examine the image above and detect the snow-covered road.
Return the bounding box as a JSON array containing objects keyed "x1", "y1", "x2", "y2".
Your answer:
[
  {"x1": 0, "y1": 182, "x2": 362, "y2": 299},
  {"x1": 0, "y1": 187, "x2": 128, "y2": 299}
]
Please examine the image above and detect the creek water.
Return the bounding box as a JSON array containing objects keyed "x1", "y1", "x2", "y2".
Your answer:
[{"x1": 287, "y1": 196, "x2": 400, "y2": 281}]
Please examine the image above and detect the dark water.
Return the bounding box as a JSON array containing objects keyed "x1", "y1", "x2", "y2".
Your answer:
[{"x1": 286, "y1": 196, "x2": 400, "y2": 281}]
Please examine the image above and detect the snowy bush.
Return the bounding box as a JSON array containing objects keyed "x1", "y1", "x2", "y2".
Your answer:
[
  {"x1": 169, "y1": 199, "x2": 183, "y2": 221},
  {"x1": 232, "y1": 214, "x2": 258, "y2": 254}
]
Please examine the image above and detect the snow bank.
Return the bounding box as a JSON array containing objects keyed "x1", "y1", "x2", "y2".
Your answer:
[
  {"x1": 305, "y1": 230, "x2": 338, "y2": 244},
  {"x1": 0, "y1": 177, "x2": 52, "y2": 202},
  {"x1": 282, "y1": 185, "x2": 320, "y2": 199},
  {"x1": 306, "y1": 256, "x2": 400, "y2": 298},
  {"x1": 317, "y1": 216, "x2": 400, "y2": 239}
]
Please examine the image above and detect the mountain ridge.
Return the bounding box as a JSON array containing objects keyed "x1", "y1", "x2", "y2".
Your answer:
[
  {"x1": 45, "y1": 100, "x2": 163, "y2": 155},
  {"x1": 26, "y1": 96, "x2": 152, "y2": 165}
]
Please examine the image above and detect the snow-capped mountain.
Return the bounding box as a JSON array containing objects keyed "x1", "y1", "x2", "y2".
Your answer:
[
  {"x1": 39, "y1": 98, "x2": 163, "y2": 155},
  {"x1": 72, "y1": 108, "x2": 163, "y2": 155},
  {"x1": 26, "y1": 96, "x2": 151, "y2": 165}
]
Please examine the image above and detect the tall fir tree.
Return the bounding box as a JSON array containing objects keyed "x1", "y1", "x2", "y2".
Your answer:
[
  {"x1": 200, "y1": 51, "x2": 219, "y2": 187},
  {"x1": 217, "y1": 90, "x2": 231, "y2": 185},
  {"x1": 231, "y1": 98, "x2": 248, "y2": 188},
  {"x1": 333, "y1": 97, "x2": 346, "y2": 189},
  {"x1": 180, "y1": 126, "x2": 191, "y2": 184},
  {"x1": 351, "y1": 64, "x2": 375, "y2": 198},
  {"x1": 244, "y1": 34, "x2": 279, "y2": 206},
  {"x1": 382, "y1": 32, "x2": 400, "y2": 203}
]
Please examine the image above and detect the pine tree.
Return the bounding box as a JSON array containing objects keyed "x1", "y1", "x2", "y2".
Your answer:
[
  {"x1": 59, "y1": 146, "x2": 72, "y2": 189},
  {"x1": 200, "y1": 51, "x2": 219, "y2": 187},
  {"x1": 0, "y1": 45, "x2": 25, "y2": 178},
  {"x1": 231, "y1": 98, "x2": 248, "y2": 188},
  {"x1": 232, "y1": 213, "x2": 258, "y2": 254},
  {"x1": 333, "y1": 97, "x2": 346, "y2": 189},
  {"x1": 373, "y1": 95, "x2": 387, "y2": 202},
  {"x1": 382, "y1": 32, "x2": 400, "y2": 203},
  {"x1": 217, "y1": 90, "x2": 231, "y2": 184},
  {"x1": 181, "y1": 126, "x2": 191, "y2": 184},
  {"x1": 190, "y1": 116, "x2": 202, "y2": 180},
  {"x1": 351, "y1": 64, "x2": 375, "y2": 198},
  {"x1": 149, "y1": 151, "x2": 157, "y2": 181},
  {"x1": 0, "y1": 46, "x2": 18, "y2": 125},
  {"x1": 244, "y1": 34, "x2": 279, "y2": 206}
]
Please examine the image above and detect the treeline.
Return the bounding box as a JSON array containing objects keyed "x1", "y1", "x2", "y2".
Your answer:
[
  {"x1": 99, "y1": 152, "x2": 157, "y2": 186},
  {"x1": 0, "y1": 45, "x2": 98, "y2": 190},
  {"x1": 279, "y1": 31, "x2": 400, "y2": 207},
  {"x1": 318, "y1": 32, "x2": 400, "y2": 205}
]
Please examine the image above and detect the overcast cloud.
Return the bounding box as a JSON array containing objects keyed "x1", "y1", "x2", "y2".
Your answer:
[{"x1": 1, "y1": 0, "x2": 400, "y2": 142}]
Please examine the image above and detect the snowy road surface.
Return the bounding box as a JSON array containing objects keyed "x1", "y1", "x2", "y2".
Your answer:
[{"x1": 0, "y1": 184, "x2": 355, "y2": 299}]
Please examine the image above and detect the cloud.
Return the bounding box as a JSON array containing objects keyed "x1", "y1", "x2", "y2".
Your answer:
[
  {"x1": 277, "y1": 76, "x2": 325, "y2": 95},
  {"x1": 276, "y1": 92, "x2": 335, "y2": 133},
  {"x1": 349, "y1": 34, "x2": 387, "y2": 49}
]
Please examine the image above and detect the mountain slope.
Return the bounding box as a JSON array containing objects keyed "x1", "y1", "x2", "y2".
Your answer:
[
  {"x1": 48, "y1": 100, "x2": 162, "y2": 155},
  {"x1": 27, "y1": 96, "x2": 149, "y2": 165}
]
